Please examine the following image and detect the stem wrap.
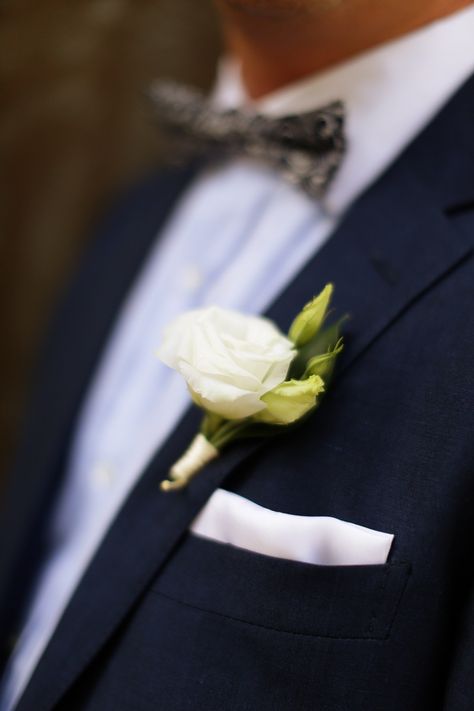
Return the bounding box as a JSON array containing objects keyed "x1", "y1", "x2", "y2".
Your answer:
[{"x1": 161, "y1": 434, "x2": 219, "y2": 491}]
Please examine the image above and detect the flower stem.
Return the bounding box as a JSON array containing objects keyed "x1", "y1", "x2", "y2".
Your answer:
[{"x1": 209, "y1": 420, "x2": 250, "y2": 449}]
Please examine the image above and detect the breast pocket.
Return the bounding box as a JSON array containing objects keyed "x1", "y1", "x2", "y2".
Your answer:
[{"x1": 152, "y1": 533, "x2": 410, "y2": 640}]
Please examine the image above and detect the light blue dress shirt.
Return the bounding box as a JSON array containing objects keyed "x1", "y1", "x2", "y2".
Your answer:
[{"x1": 3, "y1": 7, "x2": 474, "y2": 708}]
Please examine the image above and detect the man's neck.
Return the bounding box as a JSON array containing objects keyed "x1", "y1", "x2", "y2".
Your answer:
[{"x1": 214, "y1": 0, "x2": 473, "y2": 99}]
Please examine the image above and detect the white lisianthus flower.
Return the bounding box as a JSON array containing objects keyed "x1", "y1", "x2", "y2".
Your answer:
[
  {"x1": 157, "y1": 285, "x2": 344, "y2": 492},
  {"x1": 158, "y1": 306, "x2": 296, "y2": 420}
]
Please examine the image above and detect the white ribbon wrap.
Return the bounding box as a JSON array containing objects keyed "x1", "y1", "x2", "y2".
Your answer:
[{"x1": 161, "y1": 434, "x2": 219, "y2": 491}]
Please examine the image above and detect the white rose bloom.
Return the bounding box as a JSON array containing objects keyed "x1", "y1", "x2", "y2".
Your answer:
[{"x1": 158, "y1": 306, "x2": 296, "y2": 420}]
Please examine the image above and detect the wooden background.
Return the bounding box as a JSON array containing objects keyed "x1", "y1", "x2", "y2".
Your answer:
[{"x1": 0, "y1": 0, "x2": 221, "y2": 486}]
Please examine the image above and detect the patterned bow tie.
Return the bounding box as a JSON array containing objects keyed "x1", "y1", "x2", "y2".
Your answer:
[{"x1": 148, "y1": 80, "x2": 346, "y2": 200}]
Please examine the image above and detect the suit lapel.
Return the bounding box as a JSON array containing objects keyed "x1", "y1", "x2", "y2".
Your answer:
[
  {"x1": 0, "y1": 164, "x2": 200, "y2": 647},
  {"x1": 15, "y1": 76, "x2": 474, "y2": 710}
]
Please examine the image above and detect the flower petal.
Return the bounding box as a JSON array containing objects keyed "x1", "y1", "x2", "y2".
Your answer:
[{"x1": 255, "y1": 375, "x2": 325, "y2": 425}]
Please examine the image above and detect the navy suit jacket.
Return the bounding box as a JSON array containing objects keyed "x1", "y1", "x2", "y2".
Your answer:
[{"x1": 1, "y1": 75, "x2": 474, "y2": 711}]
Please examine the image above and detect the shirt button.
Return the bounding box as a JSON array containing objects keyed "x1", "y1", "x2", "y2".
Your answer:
[
  {"x1": 92, "y1": 463, "x2": 114, "y2": 487},
  {"x1": 181, "y1": 264, "x2": 203, "y2": 291}
]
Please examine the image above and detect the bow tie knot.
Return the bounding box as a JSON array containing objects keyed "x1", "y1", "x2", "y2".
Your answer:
[{"x1": 148, "y1": 80, "x2": 346, "y2": 199}]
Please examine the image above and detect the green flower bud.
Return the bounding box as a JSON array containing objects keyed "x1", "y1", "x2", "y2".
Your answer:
[
  {"x1": 255, "y1": 375, "x2": 325, "y2": 425},
  {"x1": 303, "y1": 337, "x2": 344, "y2": 381},
  {"x1": 288, "y1": 284, "x2": 333, "y2": 347}
]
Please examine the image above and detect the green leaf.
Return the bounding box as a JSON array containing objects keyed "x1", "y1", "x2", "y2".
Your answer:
[
  {"x1": 254, "y1": 375, "x2": 325, "y2": 425},
  {"x1": 288, "y1": 284, "x2": 333, "y2": 347}
]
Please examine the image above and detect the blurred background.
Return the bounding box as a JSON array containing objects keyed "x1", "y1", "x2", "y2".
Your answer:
[{"x1": 0, "y1": 0, "x2": 221, "y2": 489}]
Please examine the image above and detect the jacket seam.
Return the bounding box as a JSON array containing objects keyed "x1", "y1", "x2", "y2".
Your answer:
[{"x1": 151, "y1": 589, "x2": 390, "y2": 641}]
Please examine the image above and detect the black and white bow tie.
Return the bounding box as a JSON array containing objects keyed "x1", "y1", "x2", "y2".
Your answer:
[{"x1": 148, "y1": 80, "x2": 346, "y2": 200}]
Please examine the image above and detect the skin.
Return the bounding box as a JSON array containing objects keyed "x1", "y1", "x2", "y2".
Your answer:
[{"x1": 213, "y1": 0, "x2": 474, "y2": 98}]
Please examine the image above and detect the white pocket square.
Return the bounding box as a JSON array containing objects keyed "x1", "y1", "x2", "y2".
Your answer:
[{"x1": 190, "y1": 488, "x2": 394, "y2": 566}]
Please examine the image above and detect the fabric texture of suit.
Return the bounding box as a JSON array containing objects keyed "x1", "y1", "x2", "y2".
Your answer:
[{"x1": 1, "y1": 74, "x2": 474, "y2": 711}]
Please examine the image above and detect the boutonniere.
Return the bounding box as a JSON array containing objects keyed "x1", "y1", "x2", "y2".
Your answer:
[{"x1": 157, "y1": 284, "x2": 344, "y2": 491}]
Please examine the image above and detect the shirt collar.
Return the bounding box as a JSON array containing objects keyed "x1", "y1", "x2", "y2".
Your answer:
[{"x1": 212, "y1": 5, "x2": 474, "y2": 214}]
